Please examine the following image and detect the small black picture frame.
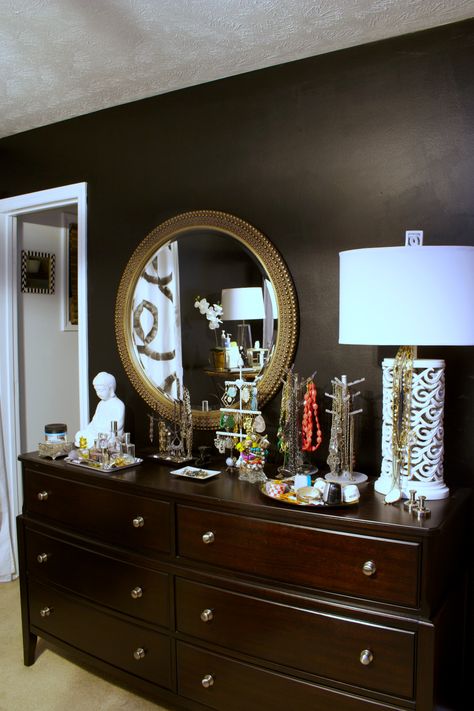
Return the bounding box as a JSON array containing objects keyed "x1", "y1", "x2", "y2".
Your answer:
[{"x1": 21, "y1": 250, "x2": 55, "y2": 294}]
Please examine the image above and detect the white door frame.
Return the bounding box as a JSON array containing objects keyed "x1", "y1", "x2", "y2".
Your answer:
[{"x1": 0, "y1": 182, "x2": 88, "y2": 571}]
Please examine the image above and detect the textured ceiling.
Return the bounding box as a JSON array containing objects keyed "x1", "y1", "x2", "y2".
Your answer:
[{"x1": 1, "y1": 0, "x2": 473, "y2": 139}]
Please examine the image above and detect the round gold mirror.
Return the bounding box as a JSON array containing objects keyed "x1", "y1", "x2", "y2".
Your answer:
[{"x1": 115, "y1": 210, "x2": 298, "y2": 429}]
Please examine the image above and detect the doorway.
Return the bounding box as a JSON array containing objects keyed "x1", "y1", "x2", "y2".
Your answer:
[{"x1": 0, "y1": 183, "x2": 88, "y2": 576}]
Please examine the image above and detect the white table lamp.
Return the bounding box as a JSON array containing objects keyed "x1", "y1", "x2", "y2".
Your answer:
[
  {"x1": 339, "y1": 239, "x2": 474, "y2": 501},
  {"x1": 221, "y1": 287, "x2": 265, "y2": 354}
]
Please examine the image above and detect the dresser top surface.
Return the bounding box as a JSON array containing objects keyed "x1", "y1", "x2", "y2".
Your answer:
[{"x1": 19, "y1": 451, "x2": 470, "y2": 538}]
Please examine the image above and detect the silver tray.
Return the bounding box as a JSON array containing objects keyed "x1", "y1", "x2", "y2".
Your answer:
[
  {"x1": 170, "y1": 466, "x2": 220, "y2": 480},
  {"x1": 65, "y1": 457, "x2": 143, "y2": 473}
]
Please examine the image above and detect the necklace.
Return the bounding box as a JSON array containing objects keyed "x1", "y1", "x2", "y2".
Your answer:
[
  {"x1": 390, "y1": 345, "x2": 415, "y2": 486},
  {"x1": 301, "y1": 379, "x2": 322, "y2": 452}
]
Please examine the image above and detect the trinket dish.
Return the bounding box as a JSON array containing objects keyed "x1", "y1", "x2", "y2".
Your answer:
[
  {"x1": 170, "y1": 466, "x2": 220, "y2": 480},
  {"x1": 259, "y1": 481, "x2": 358, "y2": 508}
]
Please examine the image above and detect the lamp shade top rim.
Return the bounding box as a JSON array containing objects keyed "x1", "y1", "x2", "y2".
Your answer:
[{"x1": 340, "y1": 244, "x2": 474, "y2": 256}]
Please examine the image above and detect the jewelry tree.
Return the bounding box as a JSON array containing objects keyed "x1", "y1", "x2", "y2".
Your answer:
[
  {"x1": 214, "y1": 372, "x2": 268, "y2": 482},
  {"x1": 277, "y1": 368, "x2": 322, "y2": 477},
  {"x1": 148, "y1": 384, "x2": 193, "y2": 463},
  {"x1": 325, "y1": 374, "x2": 366, "y2": 484}
]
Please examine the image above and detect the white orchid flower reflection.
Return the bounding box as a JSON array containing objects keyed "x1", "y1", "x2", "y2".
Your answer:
[{"x1": 194, "y1": 297, "x2": 210, "y2": 314}]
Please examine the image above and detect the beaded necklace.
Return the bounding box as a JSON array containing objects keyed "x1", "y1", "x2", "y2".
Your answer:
[{"x1": 301, "y1": 379, "x2": 322, "y2": 452}]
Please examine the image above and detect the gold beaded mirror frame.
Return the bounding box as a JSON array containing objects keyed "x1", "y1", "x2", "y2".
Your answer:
[{"x1": 115, "y1": 210, "x2": 298, "y2": 429}]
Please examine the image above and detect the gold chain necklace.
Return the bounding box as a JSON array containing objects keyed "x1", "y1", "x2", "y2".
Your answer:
[{"x1": 391, "y1": 345, "x2": 415, "y2": 479}]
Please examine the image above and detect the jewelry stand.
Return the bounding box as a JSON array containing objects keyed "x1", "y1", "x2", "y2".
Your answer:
[
  {"x1": 148, "y1": 385, "x2": 193, "y2": 463},
  {"x1": 325, "y1": 374, "x2": 367, "y2": 484},
  {"x1": 214, "y1": 366, "x2": 266, "y2": 482},
  {"x1": 277, "y1": 368, "x2": 321, "y2": 478},
  {"x1": 277, "y1": 368, "x2": 299, "y2": 477}
]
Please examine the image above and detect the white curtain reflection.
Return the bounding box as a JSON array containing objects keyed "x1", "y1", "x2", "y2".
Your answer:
[{"x1": 132, "y1": 241, "x2": 183, "y2": 399}]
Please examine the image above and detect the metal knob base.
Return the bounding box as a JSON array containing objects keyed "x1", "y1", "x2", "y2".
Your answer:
[
  {"x1": 414, "y1": 495, "x2": 431, "y2": 520},
  {"x1": 403, "y1": 489, "x2": 418, "y2": 512}
]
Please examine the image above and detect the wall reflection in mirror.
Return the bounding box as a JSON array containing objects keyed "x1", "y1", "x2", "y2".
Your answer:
[{"x1": 131, "y1": 231, "x2": 278, "y2": 411}]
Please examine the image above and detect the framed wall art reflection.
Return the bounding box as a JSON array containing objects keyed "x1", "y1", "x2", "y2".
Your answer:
[{"x1": 21, "y1": 250, "x2": 55, "y2": 294}]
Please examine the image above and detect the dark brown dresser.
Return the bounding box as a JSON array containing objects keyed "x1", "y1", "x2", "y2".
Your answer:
[{"x1": 17, "y1": 453, "x2": 470, "y2": 710}]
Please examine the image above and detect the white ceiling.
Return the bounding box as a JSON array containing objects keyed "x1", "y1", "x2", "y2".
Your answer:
[{"x1": 1, "y1": 0, "x2": 473, "y2": 139}]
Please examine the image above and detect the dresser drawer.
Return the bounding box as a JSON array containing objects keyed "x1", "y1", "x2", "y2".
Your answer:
[
  {"x1": 29, "y1": 580, "x2": 171, "y2": 688},
  {"x1": 177, "y1": 506, "x2": 420, "y2": 607},
  {"x1": 26, "y1": 528, "x2": 169, "y2": 627},
  {"x1": 23, "y1": 469, "x2": 170, "y2": 554},
  {"x1": 175, "y1": 578, "x2": 415, "y2": 698},
  {"x1": 178, "y1": 642, "x2": 403, "y2": 711}
]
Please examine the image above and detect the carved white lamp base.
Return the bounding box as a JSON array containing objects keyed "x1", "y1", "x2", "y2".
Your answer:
[{"x1": 374, "y1": 358, "x2": 449, "y2": 500}]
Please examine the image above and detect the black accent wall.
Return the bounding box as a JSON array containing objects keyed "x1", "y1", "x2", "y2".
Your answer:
[{"x1": 1, "y1": 19, "x2": 474, "y2": 484}]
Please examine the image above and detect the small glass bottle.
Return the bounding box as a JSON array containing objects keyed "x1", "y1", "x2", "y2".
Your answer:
[
  {"x1": 122, "y1": 432, "x2": 135, "y2": 463},
  {"x1": 108, "y1": 421, "x2": 122, "y2": 454}
]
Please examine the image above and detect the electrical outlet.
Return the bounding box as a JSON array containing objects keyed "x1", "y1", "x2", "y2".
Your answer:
[{"x1": 405, "y1": 230, "x2": 423, "y2": 246}]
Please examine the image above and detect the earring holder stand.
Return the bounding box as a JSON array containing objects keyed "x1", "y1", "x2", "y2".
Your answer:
[
  {"x1": 325, "y1": 374, "x2": 367, "y2": 484},
  {"x1": 214, "y1": 364, "x2": 263, "y2": 475},
  {"x1": 148, "y1": 385, "x2": 193, "y2": 463}
]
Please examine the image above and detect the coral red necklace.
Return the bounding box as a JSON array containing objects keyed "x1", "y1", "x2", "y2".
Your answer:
[{"x1": 301, "y1": 379, "x2": 322, "y2": 452}]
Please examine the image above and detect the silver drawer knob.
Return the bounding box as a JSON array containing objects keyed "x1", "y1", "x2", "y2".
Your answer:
[
  {"x1": 133, "y1": 647, "x2": 146, "y2": 660},
  {"x1": 201, "y1": 674, "x2": 214, "y2": 688},
  {"x1": 200, "y1": 608, "x2": 214, "y2": 623},
  {"x1": 37, "y1": 491, "x2": 49, "y2": 501},
  {"x1": 40, "y1": 606, "x2": 53, "y2": 617},
  {"x1": 37, "y1": 553, "x2": 49, "y2": 564},
  {"x1": 360, "y1": 649, "x2": 374, "y2": 666},
  {"x1": 362, "y1": 560, "x2": 376, "y2": 577},
  {"x1": 131, "y1": 586, "x2": 143, "y2": 599},
  {"x1": 202, "y1": 531, "x2": 215, "y2": 544},
  {"x1": 132, "y1": 516, "x2": 145, "y2": 528}
]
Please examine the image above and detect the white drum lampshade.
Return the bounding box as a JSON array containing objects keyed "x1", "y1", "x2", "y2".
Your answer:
[
  {"x1": 221, "y1": 287, "x2": 265, "y2": 321},
  {"x1": 339, "y1": 244, "x2": 474, "y2": 500},
  {"x1": 221, "y1": 287, "x2": 265, "y2": 353}
]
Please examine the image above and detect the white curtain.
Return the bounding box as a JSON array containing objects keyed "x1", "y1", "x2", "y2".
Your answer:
[
  {"x1": 132, "y1": 241, "x2": 183, "y2": 399},
  {"x1": 0, "y1": 405, "x2": 15, "y2": 582}
]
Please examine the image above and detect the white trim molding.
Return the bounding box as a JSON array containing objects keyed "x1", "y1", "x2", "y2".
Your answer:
[{"x1": 0, "y1": 182, "x2": 88, "y2": 573}]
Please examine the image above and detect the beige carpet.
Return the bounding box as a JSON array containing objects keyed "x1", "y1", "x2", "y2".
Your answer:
[{"x1": 0, "y1": 580, "x2": 169, "y2": 711}]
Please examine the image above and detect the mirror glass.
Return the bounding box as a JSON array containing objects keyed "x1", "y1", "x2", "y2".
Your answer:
[{"x1": 116, "y1": 211, "x2": 298, "y2": 429}]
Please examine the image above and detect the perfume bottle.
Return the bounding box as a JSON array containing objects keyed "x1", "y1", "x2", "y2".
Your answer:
[
  {"x1": 108, "y1": 421, "x2": 122, "y2": 454},
  {"x1": 122, "y1": 431, "x2": 136, "y2": 463}
]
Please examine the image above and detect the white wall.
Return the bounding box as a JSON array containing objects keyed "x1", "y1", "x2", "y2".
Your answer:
[{"x1": 18, "y1": 209, "x2": 80, "y2": 451}]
